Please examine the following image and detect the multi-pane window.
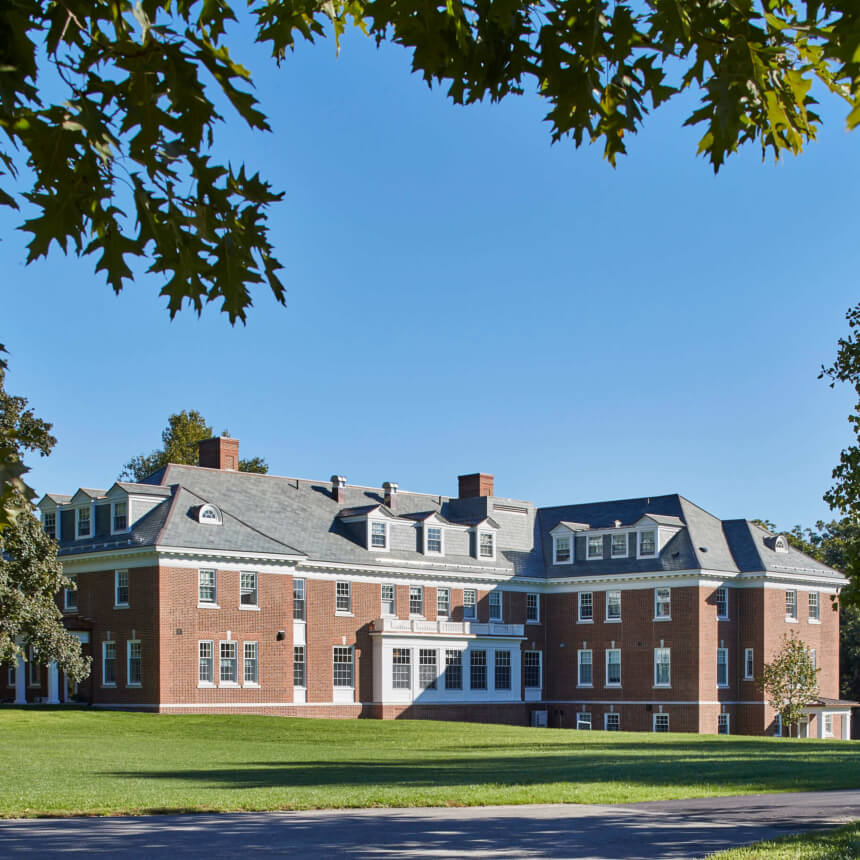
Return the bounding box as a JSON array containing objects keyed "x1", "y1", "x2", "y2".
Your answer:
[
  {"x1": 113, "y1": 501, "x2": 127, "y2": 531},
  {"x1": 479, "y1": 532, "x2": 494, "y2": 558},
  {"x1": 527, "y1": 593, "x2": 540, "y2": 623},
  {"x1": 718, "y1": 714, "x2": 730, "y2": 735},
  {"x1": 437, "y1": 587, "x2": 450, "y2": 617},
  {"x1": 102, "y1": 641, "x2": 116, "y2": 686},
  {"x1": 611, "y1": 533, "x2": 627, "y2": 557},
  {"x1": 198, "y1": 569, "x2": 217, "y2": 604},
  {"x1": 392, "y1": 648, "x2": 411, "y2": 689},
  {"x1": 489, "y1": 592, "x2": 502, "y2": 621},
  {"x1": 240, "y1": 572, "x2": 258, "y2": 606},
  {"x1": 587, "y1": 536, "x2": 603, "y2": 559},
  {"x1": 494, "y1": 650, "x2": 511, "y2": 690},
  {"x1": 578, "y1": 649, "x2": 593, "y2": 686},
  {"x1": 524, "y1": 651, "x2": 541, "y2": 688},
  {"x1": 44, "y1": 511, "x2": 56, "y2": 538},
  {"x1": 64, "y1": 576, "x2": 77, "y2": 611},
  {"x1": 220, "y1": 642, "x2": 238, "y2": 683},
  {"x1": 578, "y1": 592, "x2": 593, "y2": 621},
  {"x1": 606, "y1": 590, "x2": 621, "y2": 621},
  {"x1": 381, "y1": 584, "x2": 396, "y2": 616},
  {"x1": 809, "y1": 648, "x2": 817, "y2": 671},
  {"x1": 554, "y1": 536, "x2": 571, "y2": 564},
  {"x1": 744, "y1": 648, "x2": 754, "y2": 680},
  {"x1": 445, "y1": 650, "x2": 463, "y2": 690},
  {"x1": 115, "y1": 570, "x2": 129, "y2": 606},
  {"x1": 77, "y1": 507, "x2": 91, "y2": 537},
  {"x1": 654, "y1": 713, "x2": 670, "y2": 732},
  {"x1": 244, "y1": 642, "x2": 258, "y2": 684},
  {"x1": 409, "y1": 586, "x2": 424, "y2": 616},
  {"x1": 371, "y1": 521, "x2": 387, "y2": 549},
  {"x1": 293, "y1": 578, "x2": 306, "y2": 620},
  {"x1": 127, "y1": 641, "x2": 141, "y2": 686},
  {"x1": 639, "y1": 530, "x2": 657, "y2": 555},
  {"x1": 716, "y1": 587, "x2": 728, "y2": 619},
  {"x1": 717, "y1": 648, "x2": 728, "y2": 687},
  {"x1": 336, "y1": 581, "x2": 352, "y2": 613},
  {"x1": 654, "y1": 648, "x2": 671, "y2": 686},
  {"x1": 419, "y1": 649, "x2": 437, "y2": 689},
  {"x1": 293, "y1": 646, "x2": 306, "y2": 687},
  {"x1": 199, "y1": 641, "x2": 214, "y2": 684},
  {"x1": 470, "y1": 650, "x2": 487, "y2": 689},
  {"x1": 654, "y1": 587, "x2": 671, "y2": 619},
  {"x1": 576, "y1": 712, "x2": 592, "y2": 730},
  {"x1": 605, "y1": 713, "x2": 620, "y2": 731},
  {"x1": 823, "y1": 713, "x2": 833, "y2": 737},
  {"x1": 426, "y1": 526, "x2": 442, "y2": 554},
  {"x1": 463, "y1": 589, "x2": 477, "y2": 620},
  {"x1": 809, "y1": 592, "x2": 820, "y2": 621},
  {"x1": 785, "y1": 590, "x2": 797, "y2": 619},
  {"x1": 606, "y1": 649, "x2": 621, "y2": 686},
  {"x1": 333, "y1": 646, "x2": 354, "y2": 687}
]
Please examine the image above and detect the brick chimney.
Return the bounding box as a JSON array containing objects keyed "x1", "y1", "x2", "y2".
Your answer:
[
  {"x1": 458, "y1": 473, "x2": 494, "y2": 498},
  {"x1": 198, "y1": 437, "x2": 239, "y2": 471},
  {"x1": 382, "y1": 481, "x2": 398, "y2": 509},
  {"x1": 331, "y1": 475, "x2": 347, "y2": 503}
]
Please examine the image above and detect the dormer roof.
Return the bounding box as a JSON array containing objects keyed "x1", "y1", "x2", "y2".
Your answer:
[{"x1": 69, "y1": 488, "x2": 107, "y2": 504}]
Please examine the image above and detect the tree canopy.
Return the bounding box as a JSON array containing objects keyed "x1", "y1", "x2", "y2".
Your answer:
[
  {"x1": 758, "y1": 631, "x2": 820, "y2": 737},
  {"x1": 2, "y1": 0, "x2": 858, "y2": 321},
  {"x1": 120, "y1": 410, "x2": 268, "y2": 481}
]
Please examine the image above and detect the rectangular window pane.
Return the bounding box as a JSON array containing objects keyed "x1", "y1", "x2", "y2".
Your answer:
[
  {"x1": 437, "y1": 587, "x2": 450, "y2": 617},
  {"x1": 371, "y1": 521, "x2": 387, "y2": 548},
  {"x1": 606, "y1": 649, "x2": 621, "y2": 686},
  {"x1": 199, "y1": 569, "x2": 216, "y2": 604},
  {"x1": 494, "y1": 650, "x2": 511, "y2": 690},
  {"x1": 607, "y1": 590, "x2": 621, "y2": 620},
  {"x1": 587, "y1": 535, "x2": 603, "y2": 559},
  {"x1": 527, "y1": 593, "x2": 539, "y2": 623},
  {"x1": 555, "y1": 536, "x2": 570, "y2": 563},
  {"x1": 244, "y1": 642, "x2": 258, "y2": 684},
  {"x1": 809, "y1": 592, "x2": 819, "y2": 620},
  {"x1": 199, "y1": 641, "x2": 213, "y2": 684},
  {"x1": 578, "y1": 649, "x2": 593, "y2": 685},
  {"x1": 392, "y1": 648, "x2": 411, "y2": 689},
  {"x1": 489, "y1": 592, "x2": 502, "y2": 621},
  {"x1": 605, "y1": 713, "x2": 620, "y2": 731},
  {"x1": 44, "y1": 511, "x2": 56, "y2": 538},
  {"x1": 113, "y1": 501, "x2": 127, "y2": 531},
  {"x1": 220, "y1": 642, "x2": 237, "y2": 683},
  {"x1": 716, "y1": 587, "x2": 728, "y2": 618},
  {"x1": 640, "y1": 530, "x2": 656, "y2": 555},
  {"x1": 654, "y1": 714, "x2": 669, "y2": 732},
  {"x1": 470, "y1": 650, "x2": 487, "y2": 690},
  {"x1": 102, "y1": 642, "x2": 115, "y2": 685},
  {"x1": 744, "y1": 648, "x2": 754, "y2": 679},
  {"x1": 336, "y1": 581, "x2": 351, "y2": 613},
  {"x1": 64, "y1": 576, "x2": 77, "y2": 610},
  {"x1": 409, "y1": 586, "x2": 424, "y2": 616},
  {"x1": 293, "y1": 646, "x2": 306, "y2": 687},
  {"x1": 463, "y1": 589, "x2": 476, "y2": 619},
  {"x1": 419, "y1": 649, "x2": 437, "y2": 689},
  {"x1": 576, "y1": 712, "x2": 592, "y2": 730},
  {"x1": 611, "y1": 533, "x2": 627, "y2": 557},
  {"x1": 445, "y1": 650, "x2": 462, "y2": 690},
  {"x1": 115, "y1": 570, "x2": 129, "y2": 605},
  {"x1": 579, "y1": 592, "x2": 593, "y2": 621},
  {"x1": 786, "y1": 590, "x2": 797, "y2": 618},
  {"x1": 333, "y1": 646, "x2": 354, "y2": 687},
  {"x1": 240, "y1": 572, "x2": 257, "y2": 606},
  {"x1": 479, "y1": 532, "x2": 494, "y2": 557},
  {"x1": 78, "y1": 507, "x2": 90, "y2": 537},
  {"x1": 127, "y1": 641, "x2": 141, "y2": 686},
  {"x1": 717, "y1": 648, "x2": 728, "y2": 687},
  {"x1": 381, "y1": 584, "x2": 396, "y2": 616},
  {"x1": 524, "y1": 651, "x2": 541, "y2": 688},
  {"x1": 655, "y1": 648, "x2": 671, "y2": 686},
  {"x1": 427, "y1": 527, "x2": 442, "y2": 553},
  {"x1": 655, "y1": 587, "x2": 671, "y2": 619},
  {"x1": 293, "y1": 578, "x2": 306, "y2": 620},
  {"x1": 718, "y1": 714, "x2": 730, "y2": 735}
]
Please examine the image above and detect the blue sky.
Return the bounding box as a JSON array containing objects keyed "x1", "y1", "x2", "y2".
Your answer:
[{"x1": 2, "y1": 24, "x2": 859, "y2": 530}]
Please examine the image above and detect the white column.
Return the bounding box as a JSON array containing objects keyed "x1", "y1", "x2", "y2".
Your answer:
[
  {"x1": 14, "y1": 654, "x2": 26, "y2": 705},
  {"x1": 817, "y1": 712, "x2": 824, "y2": 739},
  {"x1": 47, "y1": 661, "x2": 60, "y2": 704},
  {"x1": 843, "y1": 712, "x2": 851, "y2": 740}
]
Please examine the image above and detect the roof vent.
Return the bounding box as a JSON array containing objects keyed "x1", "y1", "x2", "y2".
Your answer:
[
  {"x1": 614, "y1": 520, "x2": 622, "y2": 528},
  {"x1": 331, "y1": 475, "x2": 347, "y2": 504},
  {"x1": 382, "y1": 481, "x2": 398, "y2": 509},
  {"x1": 458, "y1": 473, "x2": 494, "y2": 499}
]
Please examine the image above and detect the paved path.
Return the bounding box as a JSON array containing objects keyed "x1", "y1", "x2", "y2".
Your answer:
[{"x1": 0, "y1": 790, "x2": 857, "y2": 859}]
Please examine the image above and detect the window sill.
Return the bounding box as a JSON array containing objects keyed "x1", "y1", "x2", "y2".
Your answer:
[
  {"x1": 610, "y1": 554, "x2": 628, "y2": 561},
  {"x1": 653, "y1": 684, "x2": 671, "y2": 689},
  {"x1": 198, "y1": 603, "x2": 220, "y2": 610},
  {"x1": 197, "y1": 683, "x2": 216, "y2": 689},
  {"x1": 126, "y1": 683, "x2": 142, "y2": 689},
  {"x1": 294, "y1": 617, "x2": 306, "y2": 624},
  {"x1": 526, "y1": 620, "x2": 541, "y2": 626},
  {"x1": 653, "y1": 616, "x2": 671, "y2": 622},
  {"x1": 577, "y1": 684, "x2": 593, "y2": 689},
  {"x1": 717, "y1": 616, "x2": 730, "y2": 622},
  {"x1": 605, "y1": 684, "x2": 622, "y2": 689},
  {"x1": 785, "y1": 617, "x2": 798, "y2": 623},
  {"x1": 577, "y1": 618, "x2": 593, "y2": 624},
  {"x1": 243, "y1": 682, "x2": 260, "y2": 688},
  {"x1": 239, "y1": 605, "x2": 260, "y2": 611},
  {"x1": 605, "y1": 618, "x2": 622, "y2": 624},
  {"x1": 335, "y1": 611, "x2": 354, "y2": 617},
  {"x1": 101, "y1": 684, "x2": 116, "y2": 689},
  {"x1": 743, "y1": 676, "x2": 755, "y2": 682},
  {"x1": 219, "y1": 682, "x2": 240, "y2": 688},
  {"x1": 717, "y1": 684, "x2": 729, "y2": 689},
  {"x1": 63, "y1": 608, "x2": 77, "y2": 614},
  {"x1": 808, "y1": 619, "x2": 821, "y2": 625},
  {"x1": 114, "y1": 604, "x2": 129, "y2": 610},
  {"x1": 408, "y1": 615, "x2": 425, "y2": 620}
]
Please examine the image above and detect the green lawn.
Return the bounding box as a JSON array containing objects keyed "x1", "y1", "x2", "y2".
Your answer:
[
  {"x1": 705, "y1": 821, "x2": 860, "y2": 859},
  {"x1": 1, "y1": 708, "x2": 858, "y2": 817}
]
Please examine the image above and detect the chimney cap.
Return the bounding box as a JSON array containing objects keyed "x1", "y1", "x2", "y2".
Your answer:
[
  {"x1": 331, "y1": 475, "x2": 347, "y2": 487},
  {"x1": 382, "y1": 481, "x2": 399, "y2": 493}
]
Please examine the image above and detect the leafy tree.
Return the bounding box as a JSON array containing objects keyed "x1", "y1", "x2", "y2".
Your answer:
[
  {"x1": 120, "y1": 410, "x2": 268, "y2": 481},
  {"x1": 759, "y1": 632, "x2": 820, "y2": 738},
  {"x1": 0, "y1": 351, "x2": 89, "y2": 681},
  {"x1": 2, "y1": 1, "x2": 859, "y2": 322}
]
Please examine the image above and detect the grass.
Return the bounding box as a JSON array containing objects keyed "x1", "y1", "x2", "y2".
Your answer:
[
  {"x1": 1, "y1": 708, "x2": 858, "y2": 817},
  {"x1": 705, "y1": 821, "x2": 860, "y2": 858}
]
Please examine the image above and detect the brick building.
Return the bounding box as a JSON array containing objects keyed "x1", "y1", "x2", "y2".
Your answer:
[{"x1": 8, "y1": 436, "x2": 854, "y2": 737}]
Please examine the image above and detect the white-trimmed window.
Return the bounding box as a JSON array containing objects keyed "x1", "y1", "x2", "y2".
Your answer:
[
  {"x1": 716, "y1": 587, "x2": 728, "y2": 619},
  {"x1": 240, "y1": 572, "x2": 258, "y2": 607},
  {"x1": 115, "y1": 569, "x2": 129, "y2": 607},
  {"x1": 639, "y1": 529, "x2": 657, "y2": 556},
  {"x1": 370, "y1": 521, "x2": 387, "y2": 549},
  {"x1": 785, "y1": 590, "x2": 797, "y2": 620},
  {"x1": 333, "y1": 646, "x2": 354, "y2": 687},
  {"x1": 419, "y1": 649, "x2": 437, "y2": 689},
  {"x1": 293, "y1": 646, "x2": 305, "y2": 688},
  {"x1": 717, "y1": 647, "x2": 728, "y2": 687},
  {"x1": 64, "y1": 576, "x2": 77, "y2": 611},
  {"x1": 606, "y1": 649, "x2": 621, "y2": 687},
  {"x1": 654, "y1": 713, "x2": 669, "y2": 732},
  {"x1": 199, "y1": 641, "x2": 214, "y2": 684},
  {"x1": 445, "y1": 649, "x2": 463, "y2": 690},
  {"x1": 244, "y1": 642, "x2": 258, "y2": 685},
  {"x1": 426, "y1": 526, "x2": 443, "y2": 554},
  {"x1": 198, "y1": 504, "x2": 222, "y2": 525},
  {"x1": 576, "y1": 712, "x2": 592, "y2": 730},
  {"x1": 578, "y1": 649, "x2": 593, "y2": 686},
  {"x1": 744, "y1": 648, "x2": 754, "y2": 680},
  {"x1": 718, "y1": 713, "x2": 730, "y2": 735},
  {"x1": 102, "y1": 641, "x2": 116, "y2": 686},
  {"x1": 470, "y1": 650, "x2": 487, "y2": 689},
  {"x1": 220, "y1": 642, "x2": 238, "y2": 684},
  {"x1": 381, "y1": 583, "x2": 396, "y2": 616},
  {"x1": 610, "y1": 533, "x2": 627, "y2": 558},
  {"x1": 654, "y1": 648, "x2": 671, "y2": 687},
  {"x1": 112, "y1": 501, "x2": 127, "y2": 532},
  {"x1": 654, "y1": 587, "x2": 671, "y2": 620},
  {"x1": 409, "y1": 585, "x2": 424, "y2": 617},
  {"x1": 392, "y1": 648, "x2": 411, "y2": 689},
  {"x1": 527, "y1": 593, "x2": 540, "y2": 623},
  {"x1": 198, "y1": 569, "x2": 217, "y2": 605},
  {"x1": 479, "y1": 532, "x2": 495, "y2": 559},
  {"x1": 823, "y1": 713, "x2": 833, "y2": 737},
  {"x1": 578, "y1": 592, "x2": 593, "y2": 622},
  {"x1": 587, "y1": 535, "x2": 603, "y2": 559},
  {"x1": 437, "y1": 587, "x2": 450, "y2": 618},
  {"x1": 44, "y1": 511, "x2": 57, "y2": 539},
  {"x1": 127, "y1": 640, "x2": 141, "y2": 686},
  {"x1": 524, "y1": 651, "x2": 541, "y2": 688},
  {"x1": 489, "y1": 591, "x2": 502, "y2": 621},
  {"x1": 336, "y1": 581, "x2": 352, "y2": 613},
  {"x1": 293, "y1": 578, "x2": 306, "y2": 620},
  {"x1": 554, "y1": 535, "x2": 571, "y2": 564},
  {"x1": 76, "y1": 507, "x2": 91, "y2": 538},
  {"x1": 605, "y1": 712, "x2": 620, "y2": 731},
  {"x1": 463, "y1": 589, "x2": 477, "y2": 620},
  {"x1": 809, "y1": 591, "x2": 820, "y2": 621},
  {"x1": 809, "y1": 647, "x2": 817, "y2": 672},
  {"x1": 494, "y1": 650, "x2": 511, "y2": 690},
  {"x1": 606, "y1": 590, "x2": 621, "y2": 621}
]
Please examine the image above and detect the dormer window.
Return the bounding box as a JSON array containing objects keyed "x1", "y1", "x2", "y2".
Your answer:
[
  {"x1": 370, "y1": 521, "x2": 387, "y2": 549},
  {"x1": 112, "y1": 501, "x2": 127, "y2": 532},
  {"x1": 197, "y1": 504, "x2": 222, "y2": 525},
  {"x1": 774, "y1": 535, "x2": 788, "y2": 553},
  {"x1": 553, "y1": 535, "x2": 571, "y2": 564},
  {"x1": 638, "y1": 530, "x2": 656, "y2": 557},
  {"x1": 44, "y1": 511, "x2": 56, "y2": 539},
  {"x1": 76, "y1": 507, "x2": 91, "y2": 538},
  {"x1": 426, "y1": 526, "x2": 443, "y2": 554},
  {"x1": 587, "y1": 536, "x2": 603, "y2": 560},
  {"x1": 611, "y1": 533, "x2": 627, "y2": 558},
  {"x1": 479, "y1": 532, "x2": 495, "y2": 559}
]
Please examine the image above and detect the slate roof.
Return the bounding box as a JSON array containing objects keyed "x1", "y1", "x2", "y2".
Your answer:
[
  {"x1": 722, "y1": 520, "x2": 836, "y2": 577},
  {"x1": 111, "y1": 482, "x2": 172, "y2": 497}
]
